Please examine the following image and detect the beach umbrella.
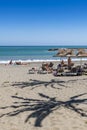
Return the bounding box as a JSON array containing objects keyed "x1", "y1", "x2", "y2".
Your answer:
[
  {"x1": 54, "y1": 49, "x2": 77, "y2": 69},
  {"x1": 54, "y1": 49, "x2": 66, "y2": 56},
  {"x1": 63, "y1": 49, "x2": 76, "y2": 68},
  {"x1": 53, "y1": 49, "x2": 67, "y2": 61},
  {"x1": 76, "y1": 49, "x2": 87, "y2": 66},
  {"x1": 76, "y1": 49, "x2": 86, "y2": 56},
  {"x1": 54, "y1": 48, "x2": 75, "y2": 57},
  {"x1": 53, "y1": 48, "x2": 87, "y2": 67},
  {"x1": 64, "y1": 49, "x2": 75, "y2": 56},
  {"x1": 53, "y1": 48, "x2": 67, "y2": 62},
  {"x1": 53, "y1": 49, "x2": 76, "y2": 65}
]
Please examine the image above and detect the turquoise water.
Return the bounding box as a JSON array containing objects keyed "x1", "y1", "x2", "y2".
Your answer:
[{"x1": 0, "y1": 46, "x2": 87, "y2": 63}]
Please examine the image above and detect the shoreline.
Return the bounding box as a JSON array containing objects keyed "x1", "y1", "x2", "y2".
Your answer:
[{"x1": 0, "y1": 58, "x2": 87, "y2": 64}]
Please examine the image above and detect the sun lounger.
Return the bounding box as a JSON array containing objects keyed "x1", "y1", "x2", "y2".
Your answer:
[
  {"x1": 29, "y1": 69, "x2": 36, "y2": 74},
  {"x1": 56, "y1": 73, "x2": 62, "y2": 76},
  {"x1": 37, "y1": 70, "x2": 47, "y2": 74},
  {"x1": 61, "y1": 72, "x2": 78, "y2": 76},
  {"x1": 53, "y1": 72, "x2": 78, "y2": 76}
]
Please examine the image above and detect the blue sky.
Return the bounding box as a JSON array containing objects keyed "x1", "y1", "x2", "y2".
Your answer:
[{"x1": 0, "y1": 0, "x2": 87, "y2": 45}]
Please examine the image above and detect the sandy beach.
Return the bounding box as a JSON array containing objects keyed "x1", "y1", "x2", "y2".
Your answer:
[
  {"x1": 0, "y1": 61, "x2": 87, "y2": 130},
  {"x1": 1, "y1": 0, "x2": 87, "y2": 129}
]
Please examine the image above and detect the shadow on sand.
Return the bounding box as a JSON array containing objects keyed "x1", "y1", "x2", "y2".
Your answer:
[
  {"x1": 11, "y1": 79, "x2": 67, "y2": 89},
  {"x1": 0, "y1": 93, "x2": 87, "y2": 127},
  {"x1": 11, "y1": 78, "x2": 87, "y2": 90}
]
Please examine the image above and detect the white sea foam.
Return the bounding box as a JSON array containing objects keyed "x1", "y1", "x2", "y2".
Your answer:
[
  {"x1": 0, "y1": 59, "x2": 60, "y2": 64},
  {"x1": 0, "y1": 58, "x2": 87, "y2": 64}
]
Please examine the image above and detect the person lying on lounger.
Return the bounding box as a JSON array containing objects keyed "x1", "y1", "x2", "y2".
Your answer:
[
  {"x1": 42, "y1": 62, "x2": 53, "y2": 72},
  {"x1": 61, "y1": 60, "x2": 67, "y2": 67},
  {"x1": 57, "y1": 64, "x2": 64, "y2": 72},
  {"x1": 15, "y1": 61, "x2": 29, "y2": 65}
]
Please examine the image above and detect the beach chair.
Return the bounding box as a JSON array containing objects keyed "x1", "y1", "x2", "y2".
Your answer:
[
  {"x1": 29, "y1": 68, "x2": 36, "y2": 74},
  {"x1": 37, "y1": 69, "x2": 47, "y2": 74},
  {"x1": 61, "y1": 72, "x2": 78, "y2": 76}
]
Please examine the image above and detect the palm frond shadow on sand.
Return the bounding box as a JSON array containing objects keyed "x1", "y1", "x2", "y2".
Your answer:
[
  {"x1": 11, "y1": 78, "x2": 87, "y2": 90},
  {"x1": 0, "y1": 93, "x2": 87, "y2": 127},
  {"x1": 12, "y1": 79, "x2": 67, "y2": 89}
]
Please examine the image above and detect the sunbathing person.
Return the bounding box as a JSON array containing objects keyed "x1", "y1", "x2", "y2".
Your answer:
[
  {"x1": 42, "y1": 62, "x2": 53, "y2": 73},
  {"x1": 71, "y1": 66, "x2": 83, "y2": 75},
  {"x1": 48, "y1": 62, "x2": 54, "y2": 71},
  {"x1": 53, "y1": 64, "x2": 64, "y2": 76},
  {"x1": 61, "y1": 60, "x2": 67, "y2": 67},
  {"x1": 42, "y1": 62, "x2": 48, "y2": 71},
  {"x1": 57, "y1": 64, "x2": 64, "y2": 72},
  {"x1": 15, "y1": 61, "x2": 29, "y2": 65}
]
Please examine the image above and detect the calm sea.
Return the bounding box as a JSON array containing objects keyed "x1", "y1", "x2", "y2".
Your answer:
[{"x1": 0, "y1": 46, "x2": 87, "y2": 63}]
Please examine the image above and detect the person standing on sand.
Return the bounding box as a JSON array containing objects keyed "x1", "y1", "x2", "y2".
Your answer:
[
  {"x1": 68, "y1": 57, "x2": 74, "y2": 69},
  {"x1": 9, "y1": 60, "x2": 13, "y2": 65}
]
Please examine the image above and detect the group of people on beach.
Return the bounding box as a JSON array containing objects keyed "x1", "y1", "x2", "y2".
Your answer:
[
  {"x1": 54, "y1": 57, "x2": 74, "y2": 74},
  {"x1": 9, "y1": 57, "x2": 82, "y2": 76},
  {"x1": 41, "y1": 57, "x2": 74, "y2": 73},
  {"x1": 8, "y1": 57, "x2": 74, "y2": 67},
  {"x1": 60, "y1": 57, "x2": 74, "y2": 69}
]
